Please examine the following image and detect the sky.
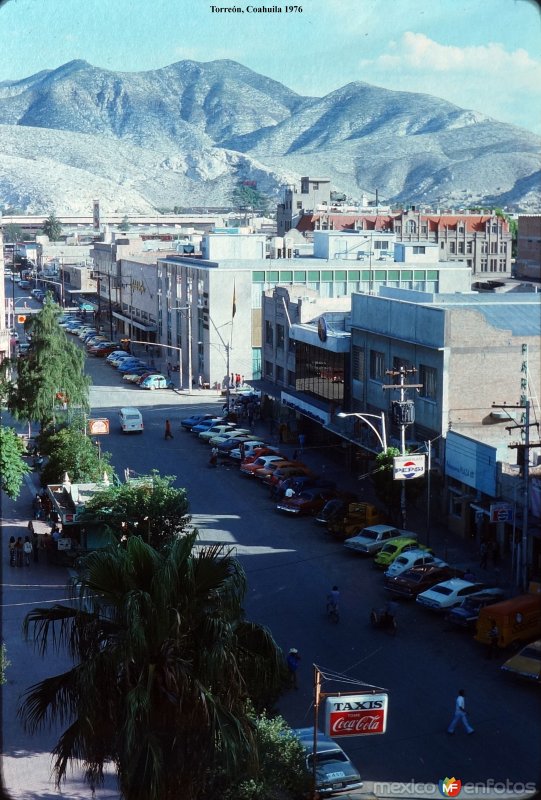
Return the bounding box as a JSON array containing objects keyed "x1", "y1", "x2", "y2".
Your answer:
[{"x1": 0, "y1": 0, "x2": 540, "y2": 133}]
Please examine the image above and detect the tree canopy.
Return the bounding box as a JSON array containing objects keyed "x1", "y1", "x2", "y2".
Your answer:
[
  {"x1": 0, "y1": 425, "x2": 30, "y2": 499},
  {"x1": 371, "y1": 447, "x2": 425, "y2": 522},
  {"x1": 230, "y1": 184, "x2": 272, "y2": 214},
  {"x1": 81, "y1": 472, "x2": 190, "y2": 549},
  {"x1": 38, "y1": 419, "x2": 114, "y2": 488},
  {"x1": 42, "y1": 212, "x2": 62, "y2": 241},
  {"x1": 6, "y1": 296, "x2": 90, "y2": 429},
  {"x1": 19, "y1": 533, "x2": 285, "y2": 800}
]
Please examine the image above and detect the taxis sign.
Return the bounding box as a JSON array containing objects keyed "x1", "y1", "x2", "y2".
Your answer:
[{"x1": 325, "y1": 693, "x2": 388, "y2": 738}]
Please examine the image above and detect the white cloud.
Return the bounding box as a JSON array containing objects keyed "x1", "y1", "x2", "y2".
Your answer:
[{"x1": 358, "y1": 32, "x2": 541, "y2": 132}]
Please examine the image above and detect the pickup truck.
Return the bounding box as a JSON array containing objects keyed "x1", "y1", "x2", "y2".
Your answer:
[{"x1": 327, "y1": 502, "x2": 388, "y2": 540}]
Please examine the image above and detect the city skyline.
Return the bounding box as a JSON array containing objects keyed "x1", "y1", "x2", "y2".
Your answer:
[{"x1": 1, "y1": 0, "x2": 540, "y2": 134}]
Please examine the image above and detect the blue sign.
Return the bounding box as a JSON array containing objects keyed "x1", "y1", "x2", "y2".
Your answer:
[{"x1": 445, "y1": 432, "x2": 497, "y2": 496}]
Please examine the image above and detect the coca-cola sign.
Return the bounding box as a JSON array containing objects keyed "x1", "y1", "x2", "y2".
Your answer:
[{"x1": 325, "y1": 693, "x2": 388, "y2": 738}]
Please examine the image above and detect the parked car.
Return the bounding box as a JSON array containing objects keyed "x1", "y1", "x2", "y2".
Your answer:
[
  {"x1": 344, "y1": 525, "x2": 418, "y2": 556},
  {"x1": 501, "y1": 640, "x2": 541, "y2": 684},
  {"x1": 117, "y1": 360, "x2": 148, "y2": 373},
  {"x1": 181, "y1": 413, "x2": 218, "y2": 431},
  {"x1": 292, "y1": 727, "x2": 363, "y2": 797},
  {"x1": 106, "y1": 351, "x2": 133, "y2": 364},
  {"x1": 416, "y1": 579, "x2": 486, "y2": 612},
  {"x1": 254, "y1": 459, "x2": 304, "y2": 482},
  {"x1": 139, "y1": 374, "x2": 172, "y2": 390},
  {"x1": 384, "y1": 549, "x2": 447, "y2": 578},
  {"x1": 90, "y1": 343, "x2": 121, "y2": 357},
  {"x1": 316, "y1": 498, "x2": 351, "y2": 526},
  {"x1": 327, "y1": 502, "x2": 388, "y2": 539},
  {"x1": 240, "y1": 454, "x2": 286, "y2": 477},
  {"x1": 276, "y1": 488, "x2": 337, "y2": 516},
  {"x1": 445, "y1": 589, "x2": 506, "y2": 629},
  {"x1": 229, "y1": 441, "x2": 270, "y2": 460},
  {"x1": 191, "y1": 417, "x2": 226, "y2": 434},
  {"x1": 199, "y1": 423, "x2": 238, "y2": 442},
  {"x1": 264, "y1": 465, "x2": 314, "y2": 488},
  {"x1": 374, "y1": 538, "x2": 429, "y2": 569},
  {"x1": 384, "y1": 564, "x2": 466, "y2": 599},
  {"x1": 18, "y1": 279, "x2": 31, "y2": 289},
  {"x1": 280, "y1": 475, "x2": 337, "y2": 499},
  {"x1": 124, "y1": 369, "x2": 157, "y2": 383},
  {"x1": 209, "y1": 429, "x2": 251, "y2": 447},
  {"x1": 222, "y1": 439, "x2": 268, "y2": 458},
  {"x1": 240, "y1": 446, "x2": 283, "y2": 465}
]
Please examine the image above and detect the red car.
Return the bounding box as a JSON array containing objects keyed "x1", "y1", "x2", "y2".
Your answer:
[
  {"x1": 263, "y1": 465, "x2": 313, "y2": 488},
  {"x1": 276, "y1": 488, "x2": 337, "y2": 516}
]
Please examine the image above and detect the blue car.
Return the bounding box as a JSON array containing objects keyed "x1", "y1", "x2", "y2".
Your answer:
[
  {"x1": 117, "y1": 360, "x2": 147, "y2": 373},
  {"x1": 191, "y1": 417, "x2": 223, "y2": 434},
  {"x1": 181, "y1": 413, "x2": 218, "y2": 431},
  {"x1": 139, "y1": 374, "x2": 173, "y2": 390}
]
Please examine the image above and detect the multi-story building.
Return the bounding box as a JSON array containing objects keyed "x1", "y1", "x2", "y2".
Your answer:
[
  {"x1": 279, "y1": 178, "x2": 512, "y2": 278},
  {"x1": 516, "y1": 214, "x2": 541, "y2": 280},
  {"x1": 0, "y1": 229, "x2": 10, "y2": 362}
]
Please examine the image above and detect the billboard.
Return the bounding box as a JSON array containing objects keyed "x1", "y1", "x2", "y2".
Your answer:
[{"x1": 325, "y1": 693, "x2": 388, "y2": 738}]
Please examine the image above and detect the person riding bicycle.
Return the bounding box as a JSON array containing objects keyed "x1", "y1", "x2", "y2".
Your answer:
[{"x1": 327, "y1": 586, "x2": 340, "y2": 613}]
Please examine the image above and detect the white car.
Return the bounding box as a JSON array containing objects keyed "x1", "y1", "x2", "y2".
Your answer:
[
  {"x1": 209, "y1": 429, "x2": 251, "y2": 446},
  {"x1": 240, "y1": 454, "x2": 285, "y2": 476},
  {"x1": 229, "y1": 440, "x2": 271, "y2": 460},
  {"x1": 385, "y1": 550, "x2": 447, "y2": 578},
  {"x1": 198, "y1": 424, "x2": 236, "y2": 441},
  {"x1": 416, "y1": 579, "x2": 485, "y2": 612},
  {"x1": 344, "y1": 525, "x2": 418, "y2": 555}
]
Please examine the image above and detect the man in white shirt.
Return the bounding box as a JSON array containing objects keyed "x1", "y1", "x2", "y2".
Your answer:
[{"x1": 447, "y1": 690, "x2": 474, "y2": 735}]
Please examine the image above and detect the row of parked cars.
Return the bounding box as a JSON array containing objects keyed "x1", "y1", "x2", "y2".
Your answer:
[{"x1": 59, "y1": 315, "x2": 174, "y2": 390}]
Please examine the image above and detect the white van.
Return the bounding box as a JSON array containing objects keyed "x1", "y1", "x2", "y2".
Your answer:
[{"x1": 119, "y1": 407, "x2": 144, "y2": 433}]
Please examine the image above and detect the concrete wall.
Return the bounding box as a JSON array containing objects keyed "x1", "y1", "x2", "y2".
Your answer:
[{"x1": 202, "y1": 234, "x2": 266, "y2": 261}]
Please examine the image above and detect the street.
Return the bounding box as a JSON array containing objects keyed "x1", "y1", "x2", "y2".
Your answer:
[{"x1": 2, "y1": 316, "x2": 541, "y2": 799}]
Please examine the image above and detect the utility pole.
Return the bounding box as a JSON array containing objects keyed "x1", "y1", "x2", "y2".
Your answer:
[{"x1": 382, "y1": 367, "x2": 423, "y2": 527}]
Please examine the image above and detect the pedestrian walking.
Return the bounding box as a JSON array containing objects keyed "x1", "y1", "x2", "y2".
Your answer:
[
  {"x1": 198, "y1": 374, "x2": 203, "y2": 390},
  {"x1": 164, "y1": 419, "x2": 174, "y2": 440},
  {"x1": 33, "y1": 493, "x2": 42, "y2": 520},
  {"x1": 209, "y1": 446, "x2": 219, "y2": 468},
  {"x1": 15, "y1": 536, "x2": 24, "y2": 568},
  {"x1": 447, "y1": 690, "x2": 474, "y2": 735},
  {"x1": 479, "y1": 541, "x2": 488, "y2": 569},
  {"x1": 23, "y1": 536, "x2": 33, "y2": 566},
  {"x1": 32, "y1": 529, "x2": 40, "y2": 563},
  {"x1": 487, "y1": 620, "x2": 500, "y2": 659},
  {"x1": 8, "y1": 536, "x2": 16, "y2": 567},
  {"x1": 287, "y1": 648, "x2": 301, "y2": 690}
]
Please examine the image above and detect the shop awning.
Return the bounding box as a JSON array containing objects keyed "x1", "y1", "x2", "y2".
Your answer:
[{"x1": 112, "y1": 311, "x2": 157, "y2": 332}]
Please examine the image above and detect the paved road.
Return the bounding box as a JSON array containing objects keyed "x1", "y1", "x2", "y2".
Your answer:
[{"x1": 2, "y1": 331, "x2": 540, "y2": 799}]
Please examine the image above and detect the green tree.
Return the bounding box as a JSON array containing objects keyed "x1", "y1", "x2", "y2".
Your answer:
[
  {"x1": 6, "y1": 296, "x2": 91, "y2": 429},
  {"x1": 3, "y1": 223, "x2": 24, "y2": 243},
  {"x1": 231, "y1": 184, "x2": 272, "y2": 215},
  {"x1": 42, "y1": 212, "x2": 62, "y2": 241},
  {"x1": 81, "y1": 472, "x2": 190, "y2": 549},
  {"x1": 219, "y1": 713, "x2": 310, "y2": 800},
  {"x1": 0, "y1": 425, "x2": 30, "y2": 499},
  {"x1": 371, "y1": 447, "x2": 425, "y2": 521},
  {"x1": 119, "y1": 215, "x2": 130, "y2": 232},
  {"x1": 18, "y1": 533, "x2": 284, "y2": 800},
  {"x1": 38, "y1": 420, "x2": 114, "y2": 488}
]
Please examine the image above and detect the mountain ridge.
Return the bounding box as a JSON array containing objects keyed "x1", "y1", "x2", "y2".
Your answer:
[{"x1": 0, "y1": 58, "x2": 539, "y2": 214}]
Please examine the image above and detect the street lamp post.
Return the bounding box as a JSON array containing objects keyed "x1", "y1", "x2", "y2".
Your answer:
[
  {"x1": 170, "y1": 306, "x2": 192, "y2": 394},
  {"x1": 336, "y1": 411, "x2": 388, "y2": 452},
  {"x1": 129, "y1": 339, "x2": 183, "y2": 391}
]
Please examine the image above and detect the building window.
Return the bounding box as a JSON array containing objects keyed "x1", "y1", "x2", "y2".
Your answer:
[
  {"x1": 297, "y1": 201, "x2": 302, "y2": 209},
  {"x1": 369, "y1": 350, "x2": 385, "y2": 380},
  {"x1": 407, "y1": 220, "x2": 417, "y2": 234},
  {"x1": 276, "y1": 324, "x2": 285, "y2": 350},
  {"x1": 499, "y1": 259, "x2": 507, "y2": 272},
  {"x1": 490, "y1": 258, "x2": 497, "y2": 272},
  {"x1": 264, "y1": 360, "x2": 273, "y2": 379},
  {"x1": 419, "y1": 364, "x2": 437, "y2": 400},
  {"x1": 288, "y1": 370, "x2": 295, "y2": 387},
  {"x1": 412, "y1": 246, "x2": 426, "y2": 255},
  {"x1": 352, "y1": 346, "x2": 365, "y2": 381},
  {"x1": 421, "y1": 225, "x2": 428, "y2": 235},
  {"x1": 395, "y1": 225, "x2": 401, "y2": 234},
  {"x1": 449, "y1": 242, "x2": 456, "y2": 254},
  {"x1": 265, "y1": 321, "x2": 273, "y2": 346},
  {"x1": 458, "y1": 242, "x2": 464, "y2": 254},
  {"x1": 440, "y1": 241, "x2": 445, "y2": 249},
  {"x1": 374, "y1": 240, "x2": 389, "y2": 250},
  {"x1": 276, "y1": 366, "x2": 284, "y2": 383},
  {"x1": 467, "y1": 241, "x2": 473, "y2": 253},
  {"x1": 313, "y1": 182, "x2": 319, "y2": 190},
  {"x1": 393, "y1": 356, "x2": 414, "y2": 373},
  {"x1": 288, "y1": 337, "x2": 295, "y2": 353},
  {"x1": 490, "y1": 242, "x2": 498, "y2": 253},
  {"x1": 481, "y1": 258, "x2": 488, "y2": 271},
  {"x1": 481, "y1": 242, "x2": 488, "y2": 253},
  {"x1": 500, "y1": 242, "x2": 507, "y2": 253}
]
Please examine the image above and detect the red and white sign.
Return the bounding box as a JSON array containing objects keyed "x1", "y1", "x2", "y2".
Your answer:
[
  {"x1": 393, "y1": 454, "x2": 425, "y2": 480},
  {"x1": 325, "y1": 693, "x2": 388, "y2": 738}
]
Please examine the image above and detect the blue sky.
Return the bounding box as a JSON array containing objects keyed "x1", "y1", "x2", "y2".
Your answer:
[{"x1": 1, "y1": 0, "x2": 540, "y2": 132}]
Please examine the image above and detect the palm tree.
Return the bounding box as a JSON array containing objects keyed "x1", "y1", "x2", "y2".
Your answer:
[{"x1": 18, "y1": 533, "x2": 284, "y2": 800}]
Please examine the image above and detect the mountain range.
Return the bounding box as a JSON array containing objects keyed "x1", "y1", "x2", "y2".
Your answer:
[{"x1": 0, "y1": 58, "x2": 539, "y2": 215}]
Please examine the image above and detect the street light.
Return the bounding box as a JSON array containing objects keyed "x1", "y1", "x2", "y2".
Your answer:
[
  {"x1": 129, "y1": 338, "x2": 183, "y2": 392},
  {"x1": 170, "y1": 306, "x2": 192, "y2": 394},
  {"x1": 336, "y1": 411, "x2": 388, "y2": 452}
]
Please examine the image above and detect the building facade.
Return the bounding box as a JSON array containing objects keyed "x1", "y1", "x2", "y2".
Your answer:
[{"x1": 515, "y1": 214, "x2": 541, "y2": 280}]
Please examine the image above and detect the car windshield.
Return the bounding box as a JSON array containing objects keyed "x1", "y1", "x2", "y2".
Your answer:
[
  {"x1": 404, "y1": 572, "x2": 423, "y2": 582},
  {"x1": 382, "y1": 544, "x2": 398, "y2": 554},
  {"x1": 431, "y1": 586, "x2": 453, "y2": 596},
  {"x1": 362, "y1": 531, "x2": 378, "y2": 541}
]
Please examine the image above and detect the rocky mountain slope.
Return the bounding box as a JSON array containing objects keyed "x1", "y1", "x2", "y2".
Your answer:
[{"x1": 0, "y1": 59, "x2": 539, "y2": 214}]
